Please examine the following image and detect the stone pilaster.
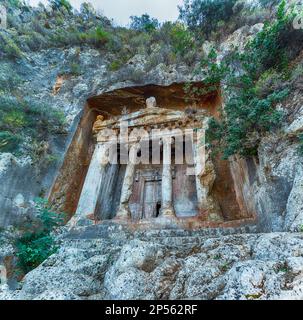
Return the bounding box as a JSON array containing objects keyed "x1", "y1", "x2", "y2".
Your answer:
[
  {"x1": 74, "y1": 143, "x2": 109, "y2": 222},
  {"x1": 192, "y1": 137, "x2": 206, "y2": 211},
  {"x1": 161, "y1": 136, "x2": 176, "y2": 217},
  {"x1": 115, "y1": 143, "x2": 141, "y2": 220}
]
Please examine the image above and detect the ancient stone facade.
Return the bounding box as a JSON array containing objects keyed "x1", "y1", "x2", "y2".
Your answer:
[
  {"x1": 75, "y1": 97, "x2": 210, "y2": 223},
  {"x1": 66, "y1": 92, "x2": 255, "y2": 228}
]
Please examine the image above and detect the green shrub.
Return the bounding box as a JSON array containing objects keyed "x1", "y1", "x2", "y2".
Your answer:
[
  {"x1": 0, "y1": 93, "x2": 66, "y2": 155},
  {"x1": 0, "y1": 34, "x2": 23, "y2": 59},
  {"x1": 15, "y1": 199, "x2": 65, "y2": 273},
  {"x1": 87, "y1": 26, "x2": 111, "y2": 48},
  {"x1": 145, "y1": 50, "x2": 164, "y2": 71},
  {"x1": 190, "y1": 1, "x2": 295, "y2": 158},
  {"x1": 179, "y1": 0, "x2": 237, "y2": 39},
  {"x1": 69, "y1": 62, "x2": 82, "y2": 75},
  {"x1": 2, "y1": 110, "x2": 27, "y2": 130},
  {"x1": 0, "y1": 64, "x2": 21, "y2": 92},
  {"x1": 255, "y1": 69, "x2": 285, "y2": 97},
  {"x1": 169, "y1": 23, "x2": 195, "y2": 57},
  {"x1": 5, "y1": 0, "x2": 21, "y2": 8},
  {"x1": 0, "y1": 131, "x2": 21, "y2": 152},
  {"x1": 108, "y1": 60, "x2": 123, "y2": 71},
  {"x1": 19, "y1": 32, "x2": 48, "y2": 51},
  {"x1": 49, "y1": 0, "x2": 72, "y2": 13},
  {"x1": 130, "y1": 14, "x2": 159, "y2": 33},
  {"x1": 128, "y1": 31, "x2": 153, "y2": 55}
]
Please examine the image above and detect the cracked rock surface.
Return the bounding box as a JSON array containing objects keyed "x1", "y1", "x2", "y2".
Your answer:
[{"x1": 1, "y1": 224, "x2": 303, "y2": 300}]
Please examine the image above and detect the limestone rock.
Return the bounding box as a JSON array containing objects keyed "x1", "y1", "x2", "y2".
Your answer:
[{"x1": 2, "y1": 226, "x2": 303, "y2": 301}]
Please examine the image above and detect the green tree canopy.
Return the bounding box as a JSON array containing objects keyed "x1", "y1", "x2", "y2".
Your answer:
[
  {"x1": 130, "y1": 14, "x2": 159, "y2": 32},
  {"x1": 178, "y1": 0, "x2": 237, "y2": 38}
]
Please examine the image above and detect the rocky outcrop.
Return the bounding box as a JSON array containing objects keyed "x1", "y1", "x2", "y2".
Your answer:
[
  {"x1": 1, "y1": 1, "x2": 303, "y2": 301},
  {"x1": 1, "y1": 223, "x2": 303, "y2": 300}
]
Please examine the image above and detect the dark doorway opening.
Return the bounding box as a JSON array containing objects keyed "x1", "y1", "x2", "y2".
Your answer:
[{"x1": 156, "y1": 202, "x2": 161, "y2": 218}]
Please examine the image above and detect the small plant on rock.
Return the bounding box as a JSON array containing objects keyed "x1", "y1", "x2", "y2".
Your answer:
[{"x1": 15, "y1": 199, "x2": 65, "y2": 273}]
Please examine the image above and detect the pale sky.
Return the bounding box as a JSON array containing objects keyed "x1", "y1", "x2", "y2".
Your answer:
[{"x1": 27, "y1": 0, "x2": 184, "y2": 26}]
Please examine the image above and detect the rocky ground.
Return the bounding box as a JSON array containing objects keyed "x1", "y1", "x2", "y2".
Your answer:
[{"x1": 1, "y1": 223, "x2": 303, "y2": 300}]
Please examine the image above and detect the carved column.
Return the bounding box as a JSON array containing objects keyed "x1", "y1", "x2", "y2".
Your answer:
[
  {"x1": 74, "y1": 143, "x2": 109, "y2": 221},
  {"x1": 192, "y1": 137, "x2": 206, "y2": 211},
  {"x1": 161, "y1": 136, "x2": 176, "y2": 217},
  {"x1": 116, "y1": 143, "x2": 141, "y2": 220}
]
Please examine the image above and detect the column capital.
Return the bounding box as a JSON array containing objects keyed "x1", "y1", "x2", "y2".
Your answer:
[{"x1": 161, "y1": 136, "x2": 174, "y2": 145}]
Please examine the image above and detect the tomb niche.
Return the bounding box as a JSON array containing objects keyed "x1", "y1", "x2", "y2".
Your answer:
[{"x1": 73, "y1": 96, "x2": 225, "y2": 226}]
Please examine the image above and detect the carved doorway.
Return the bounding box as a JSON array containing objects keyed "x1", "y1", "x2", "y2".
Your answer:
[
  {"x1": 129, "y1": 166, "x2": 162, "y2": 220},
  {"x1": 142, "y1": 178, "x2": 161, "y2": 219}
]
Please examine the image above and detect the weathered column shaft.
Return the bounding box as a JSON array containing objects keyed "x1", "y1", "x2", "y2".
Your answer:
[
  {"x1": 75, "y1": 143, "x2": 108, "y2": 219},
  {"x1": 193, "y1": 138, "x2": 207, "y2": 210},
  {"x1": 116, "y1": 143, "x2": 140, "y2": 219},
  {"x1": 161, "y1": 137, "x2": 175, "y2": 217}
]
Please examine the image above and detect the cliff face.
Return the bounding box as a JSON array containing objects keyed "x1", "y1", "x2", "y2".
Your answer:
[
  {"x1": 0, "y1": 1, "x2": 303, "y2": 300},
  {"x1": 0, "y1": 46, "x2": 202, "y2": 227}
]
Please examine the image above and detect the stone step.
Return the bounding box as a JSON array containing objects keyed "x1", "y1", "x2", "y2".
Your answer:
[
  {"x1": 134, "y1": 225, "x2": 258, "y2": 239},
  {"x1": 62, "y1": 222, "x2": 257, "y2": 242},
  {"x1": 138, "y1": 236, "x2": 205, "y2": 247}
]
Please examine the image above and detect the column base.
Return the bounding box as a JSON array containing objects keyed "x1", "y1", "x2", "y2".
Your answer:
[
  {"x1": 115, "y1": 204, "x2": 132, "y2": 220},
  {"x1": 160, "y1": 207, "x2": 176, "y2": 217},
  {"x1": 67, "y1": 215, "x2": 95, "y2": 229}
]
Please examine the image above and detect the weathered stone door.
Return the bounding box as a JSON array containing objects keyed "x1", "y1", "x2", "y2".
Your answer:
[
  {"x1": 129, "y1": 167, "x2": 162, "y2": 220},
  {"x1": 142, "y1": 179, "x2": 161, "y2": 219}
]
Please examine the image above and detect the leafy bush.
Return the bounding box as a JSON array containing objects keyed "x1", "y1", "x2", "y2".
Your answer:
[
  {"x1": 255, "y1": 69, "x2": 286, "y2": 97},
  {"x1": 0, "y1": 131, "x2": 21, "y2": 152},
  {"x1": 0, "y1": 34, "x2": 23, "y2": 59},
  {"x1": 190, "y1": 1, "x2": 296, "y2": 158},
  {"x1": 88, "y1": 26, "x2": 111, "y2": 48},
  {"x1": 15, "y1": 199, "x2": 65, "y2": 273},
  {"x1": 108, "y1": 60, "x2": 123, "y2": 71},
  {"x1": 130, "y1": 14, "x2": 159, "y2": 32},
  {"x1": 128, "y1": 31, "x2": 153, "y2": 55},
  {"x1": 0, "y1": 94, "x2": 66, "y2": 155},
  {"x1": 179, "y1": 0, "x2": 237, "y2": 39},
  {"x1": 69, "y1": 62, "x2": 82, "y2": 75},
  {"x1": 2, "y1": 110, "x2": 27, "y2": 130},
  {"x1": 0, "y1": 64, "x2": 21, "y2": 92},
  {"x1": 169, "y1": 23, "x2": 195, "y2": 57},
  {"x1": 49, "y1": 0, "x2": 72, "y2": 13},
  {"x1": 5, "y1": 0, "x2": 21, "y2": 8}
]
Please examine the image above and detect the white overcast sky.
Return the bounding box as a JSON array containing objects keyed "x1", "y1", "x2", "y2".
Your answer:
[{"x1": 27, "y1": 0, "x2": 184, "y2": 26}]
